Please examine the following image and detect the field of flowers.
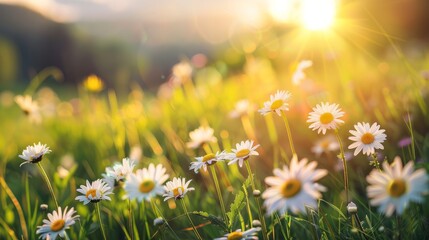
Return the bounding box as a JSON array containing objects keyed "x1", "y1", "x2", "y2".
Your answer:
[{"x1": 1, "y1": 14, "x2": 429, "y2": 240}]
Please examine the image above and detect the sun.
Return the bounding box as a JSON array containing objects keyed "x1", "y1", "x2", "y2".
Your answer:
[{"x1": 301, "y1": 0, "x2": 337, "y2": 31}]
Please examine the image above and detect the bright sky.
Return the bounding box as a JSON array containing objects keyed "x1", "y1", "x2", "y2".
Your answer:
[{"x1": 0, "y1": 0, "x2": 267, "y2": 22}]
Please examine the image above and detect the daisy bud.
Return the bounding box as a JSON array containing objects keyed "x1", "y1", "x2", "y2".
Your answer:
[
  {"x1": 347, "y1": 202, "x2": 357, "y2": 214},
  {"x1": 153, "y1": 217, "x2": 165, "y2": 226},
  {"x1": 253, "y1": 190, "x2": 261, "y2": 197},
  {"x1": 252, "y1": 220, "x2": 261, "y2": 227},
  {"x1": 40, "y1": 204, "x2": 49, "y2": 211}
]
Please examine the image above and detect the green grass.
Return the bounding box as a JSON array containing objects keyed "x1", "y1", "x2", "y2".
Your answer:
[{"x1": 1, "y1": 21, "x2": 429, "y2": 240}]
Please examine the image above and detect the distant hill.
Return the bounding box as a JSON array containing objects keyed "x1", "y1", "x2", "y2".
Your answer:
[
  {"x1": 0, "y1": 4, "x2": 100, "y2": 87},
  {"x1": 0, "y1": 4, "x2": 218, "y2": 91}
]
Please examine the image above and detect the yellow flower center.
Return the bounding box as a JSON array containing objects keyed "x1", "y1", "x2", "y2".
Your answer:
[
  {"x1": 139, "y1": 179, "x2": 155, "y2": 193},
  {"x1": 173, "y1": 187, "x2": 184, "y2": 198},
  {"x1": 227, "y1": 232, "x2": 243, "y2": 240},
  {"x1": 50, "y1": 219, "x2": 65, "y2": 232},
  {"x1": 270, "y1": 99, "x2": 284, "y2": 110},
  {"x1": 86, "y1": 189, "x2": 97, "y2": 198},
  {"x1": 388, "y1": 179, "x2": 407, "y2": 198},
  {"x1": 281, "y1": 179, "x2": 302, "y2": 198},
  {"x1": 202, "y1": 153, "x2": 215, "y2": 162},
  {"x1": 361, "y1": 133, "x2": 375, "y2": 144},
  {"x1": 319, "y1": 112, "x2": 334, "y2": 124},
  {"x1": 235, "y1": 149, "x2": 250, "y2": 159}
]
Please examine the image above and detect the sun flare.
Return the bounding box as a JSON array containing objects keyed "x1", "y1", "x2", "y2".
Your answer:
[{"x1": 301, "y1": 0, "x2": 336, "y2": 30}]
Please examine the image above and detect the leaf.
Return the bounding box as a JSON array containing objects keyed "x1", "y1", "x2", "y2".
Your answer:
[
  {"x1": 192, "y1": 211, "x2": 227, "y2": 231},
  {"x1": 226, "y1": 174, "x2": 252, "y2": 229}
]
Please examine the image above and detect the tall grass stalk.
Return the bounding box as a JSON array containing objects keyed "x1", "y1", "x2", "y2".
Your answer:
[
  {"x1": 0, "y1": 176, "x2": 28, "y2": 240},
  {"x1": 241, "y1": 115, "x2": 257, "y2": 142},
  {"x1": 209, "y1": 165, "x2": 228, "y2": 228},
  {"x1": 150, "y1": 199, "x2": 181, "y2": 240},
  {"x1": 128, "y1": 199, "x2": 134, "y2": 240},
  {"x1": 180, "y1": 198, "x2": 203, "y2": 240},
  {"x1": 334, "y1": 130, "x2": 349, "y2": 204},
  {"x1": 281, "y1": 112, "x2": 296, "y2": 156},
  {"x1": 245, "y1": 161, "x2": 268, "y2": 240},
  {"x1": 96, "y1": 203, "x2": 108, "y2": 240},
  {"x1": 37, "y1": 162, "x2": 59, "y2": 209},
  {"x1": 142, "y1": 201, "x2": 151, "y2": 240}
]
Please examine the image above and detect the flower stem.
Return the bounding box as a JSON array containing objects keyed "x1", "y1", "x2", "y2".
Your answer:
[
  {"x1": 180, "y1": 199, "x2": 202, "y2": 240},
  {"x1": 334, "y1": 130, "x2": 349, "y2": 204},
  {"x1": 281, "y1": 112, "x2": 296, "y2": 156},
  {"x1": 142, "y1": 200, "x2": 151, "y2": 240},
  {"x1": 245, "y1": 161, "x2": 268, "y2": 240},
  {"x1": 37, "y1": 162, "x2": 59, "y2": 209},
  {"x1": 209, "y1": 166, "x2": 228, "y2": 228},
  {"x1": 96, "y1": 203, "x2": 108, "y2": 240}
]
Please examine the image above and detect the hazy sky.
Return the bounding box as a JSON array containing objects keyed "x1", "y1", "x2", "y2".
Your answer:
[{"x1": 0, "y1": 0, "x2": 267, "y2": 22}]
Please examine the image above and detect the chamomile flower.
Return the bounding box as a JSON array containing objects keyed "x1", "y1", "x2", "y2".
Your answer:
[
  {"x1": 15, "y1": 94, "x2": 42, "y2": 124},
  {"x1": 214, "y1": 227, "x2": 261, "y2": 240},
  {"x1": 307, "y1": 102, "x2": 344, "y2": 134},
  {"x1": 258, "y1": 90, "x2": 291, "y2": 116},
  {"x1": 186, "y1": 126, "x2": 217, "y2": 149},
  {"x1": 105, "y1": 158, "x2": 136, "y2": 182},
  {"x1": 124, "y1": 163, "x2": 169, "y2": 202},
  {"x1": 262, "y1": 156, "x2": 328, "y2": 215},
  {"x1": 348, "y1": 122, "x2": 387, "y2": 156},
  {"x1": 366, "y1": 157, "x2": 428, "y2": 216},
  {"x1": 75, "y1": 179, "x2": 113, "y2": 205},
  {"x1": 171, "y1": 60, "x2": 193, "y2": 85},
  {"x1": 229, "y1": 99, "x2": 254, "y2": 119},
  {"x1": 36, "y1": 206, "x2": 79, "y2": 240},
  {"x1": 311, "y1": 134, "x2": 339, "y2": 157},
  {"x1": 225, "y1": 140, "x2": 260, "y2": 167},
  {"x1": 189, "y1": 151, "x2": 226, "y2": 173},
  {"x1": 163, "y1": 177, "x2": 195, "y2": 201},
  {"x1": 292, "y1": 60, "x2": 312, "y2": 85},
  {"x1": 18, "y1": 142, "x2": 51, "y2": 167}
]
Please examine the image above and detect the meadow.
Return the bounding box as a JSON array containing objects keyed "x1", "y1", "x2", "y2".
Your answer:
[{"x1": 1, "y1": 8, "x2": 429, "y2": 240}]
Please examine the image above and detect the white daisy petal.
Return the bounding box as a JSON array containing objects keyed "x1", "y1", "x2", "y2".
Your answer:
[
  {"x1": 366, "y1": 156, "x2": 428, "y2": 216},
  {"x1": 262, "y1": 156, "x2": 327, "y2": 215},
  {"x1": 36, "y1": 206, "x2": 79, "y2": 240},
  {"x1": 348, "y1": 122, "x2": 387, "y2": 156}
]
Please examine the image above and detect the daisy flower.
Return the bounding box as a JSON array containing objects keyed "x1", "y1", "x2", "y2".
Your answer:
[
  {"x1": 292, "y1": 60, "x2": 312, "y2": 85},
  {"x1": 258, "y1": 90, "x2": 291, "y2": 116},
  {"x1": 311, "y1": 134, "x2": 339, "y2": 157},
  {"x1": 189, "y1": 151, "x2": 226, "y2": 173},
  {"x1": 124, "y1": 163, "x2": 169, "y2": 202},
  {"x1": 82, "y1": 74, "x2": 104, "y2": 93},
  {"x1": 214, "y1": 227, "x2": 261, "y2": 240},
  {"x1": 225, "y1": 140, "x2": 259, "y2": 167},
  {"x1": 15, "y1": 94, "x2": 42, "y2": 123},
  {"x1": 163, "y1": 177, "x2": 195, "y2": 201},
  {"x1": 366, "y1": 157, "x2": 428, "y2": 217},
  {"x1": 75, "y1": 179, "x2": 113, "y2": 205},
  {"x1": 348, "y1": 122, "x2": 387, "y2": 156},
  {"x1": 18, "y1": 142, "x2": 51, "y2": 167},
  {"x1": 171, "y1": 60, "x2": 193, "y2": 85},
  {"x1": 105, "y1": 158, "x2": 136, "y2": 182},
  {"x1": 307, "y1": 102, "x2": 344, "y2": 135},
  {"x1": 229, "y1": 99, "x2": 253, "y2": 119},
  {"x1": 262, "y1": 156, "x2": 328, "y2": 215},
  {"x1": 36, "y1": 206, "x2": 79, "y2": 240},
  {"x1": 186, "y1": 126, "x2": 217, "y2": 149}
]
